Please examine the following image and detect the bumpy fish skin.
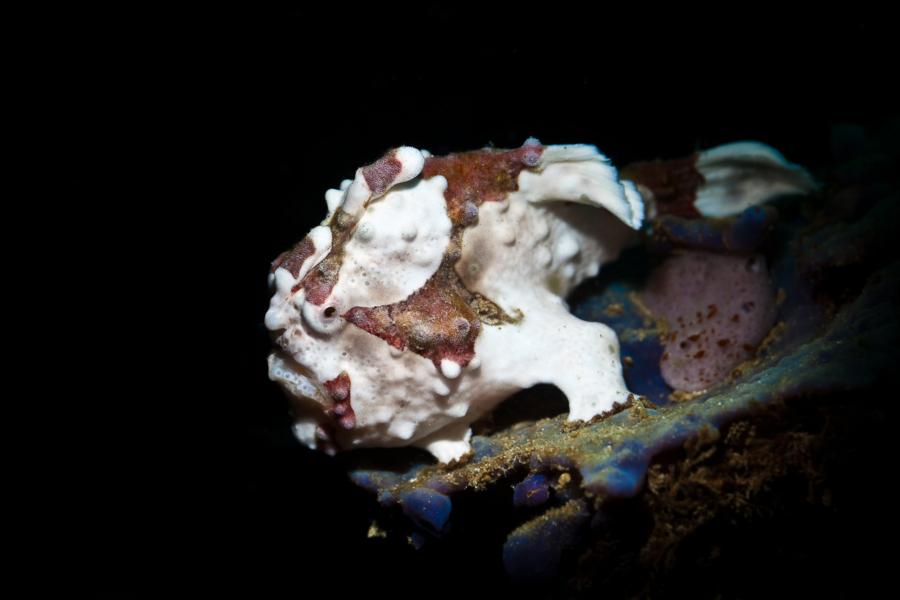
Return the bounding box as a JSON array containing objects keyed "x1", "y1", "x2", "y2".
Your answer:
[{"x1": 265, "y1": 140, "x2": 648, "y2": 462}]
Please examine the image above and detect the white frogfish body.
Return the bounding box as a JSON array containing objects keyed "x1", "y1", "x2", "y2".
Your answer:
[{"x1": 265, "y1": 140, "x2": 644, "y2": 462}]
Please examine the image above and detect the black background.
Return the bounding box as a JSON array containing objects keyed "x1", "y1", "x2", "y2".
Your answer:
[{"x1": 79, "y1": 11, "x2": 897, "y2": 596}]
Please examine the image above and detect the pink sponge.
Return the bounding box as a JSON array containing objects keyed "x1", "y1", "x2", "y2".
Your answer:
[{"x1": 641, "y1": 250, "x2": 777, "y2": 392}]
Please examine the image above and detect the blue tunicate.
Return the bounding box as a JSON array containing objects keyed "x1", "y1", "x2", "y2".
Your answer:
[
  {"x1": 471, "y1": 436, "x2": 500, "y2": 461},
  {"x1": 399, "y1": 488, "x2": 452, "y2": 533},
  {"x1": 502, "y1": 500, "x2": 590, "y2": 582},
  {"x1": 619, "y1": 336, "x2": 670, "y2": 405},
  {"x1": 513, "y1": 473, "x2": 550, "y2": 508},
  {"x1": 580, "y1": 439, "x2": 650, "y2": 497},
  {"x1": 647, "y1": 205, "x2": 777, "y2": 254},
  {"x1": 724, "y1": 205, "x2": 777, "y2": 251}
]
